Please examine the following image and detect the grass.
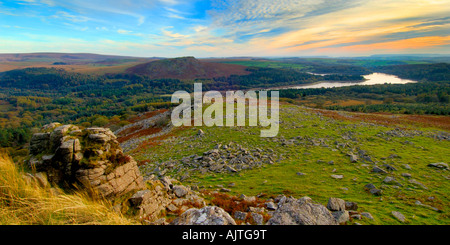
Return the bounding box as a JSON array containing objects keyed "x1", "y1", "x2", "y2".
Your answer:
[
  {"x1": 133, "y1": 103, "x2": 450, "y2": 225},
  {"x1": 0, "y1": 152, "x2": 135, "y2": 225}
]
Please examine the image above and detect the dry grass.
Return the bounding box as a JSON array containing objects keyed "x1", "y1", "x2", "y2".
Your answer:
[{"x1": 0, "y1": 152, "x2": 136, "y2": 225}]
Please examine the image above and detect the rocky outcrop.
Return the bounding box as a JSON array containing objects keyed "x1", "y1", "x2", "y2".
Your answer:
[
  {"x1": 171, "y1": 206, "x2": 236, "y2": 225},
  {"x1": 267, "y1": 196, "x2": 338, "y2": 225},
  {"x1": 28, "y1": 123, "x2": 145, "y2": 200}
]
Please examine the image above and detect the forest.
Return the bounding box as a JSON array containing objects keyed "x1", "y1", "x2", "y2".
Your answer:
[{"x1": 0, "y1": 59, "x2": 448, "y2": 158}]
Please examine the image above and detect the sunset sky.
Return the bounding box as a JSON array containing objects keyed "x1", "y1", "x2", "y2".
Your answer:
[{"x1": 1, "y1": 0, "x2": 449, "y2": 57}]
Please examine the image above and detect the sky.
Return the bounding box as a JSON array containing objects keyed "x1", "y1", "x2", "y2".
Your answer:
[{"x1": 1, "y1": 0, "x2": 449, "y2": 57}]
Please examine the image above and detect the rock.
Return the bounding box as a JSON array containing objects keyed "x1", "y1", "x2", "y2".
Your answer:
[
  {"x1": 171, "y1": 206, "x2": 236, "y2": 225},
  {"x1": 28, "y1": 124, "x2": 144, "y2": 200},
  {"x1": 173, "y1": 185, "x2": 189, "y2": 198},
  {"x1": 332, "y1": 211, "x2": 349, "y2": 224},
  {"x1": 364, "y1": 183, "x2": 377, "y2": 190},
  {"x1": 383, "y1": 164, "x2": 397, "y2": 171},
  {"x1": 372, "y1": 166, "x2": 388, "y2": 174},
  {"x1": 251, "y1": 212, "x2": 264, "y2": 225},
  {"x1": 345, "y1": 202, "x2": 358, "y2": 211},
  {"x1": 350, "y1": 154, "x2": 358, "y2": 163},
  {"x1": 408, "y1": 179, "x2": 428, "y2": 190},
  {"x1": 265, "y1": 202, "x2": 277, "y2": 210},
  {"x1": 369, "y1": 188, "x2": 383, "y2": 196},
  {"x1": 296, "y1": 172, "x2": 306, "y2": 176},
  {"x1": 403, "y1": 164, "x2": 412, "y2": 170},
  {"x1": 331, "y1": 175, "x2": 344, "y2": 179},
  {"x1": 401, "y1": 173, "x2": 412, "y2": 178},
  {"x1": 391, "y1": 211, "x2": 406, "y2": 222},
  {"x1": 234, "y1": 211, "x2": 247, "y2": 221},
  {"x1": 267, "y1": 197, "x2": 337, "y2": 225},
  {"x1": 129, "y1": 190, "x2": 151, "y2": 207},
  {"x1": 428, "y1": 162, "x2": 448, "y2": 170},
  {"x1": 361, "y1": 212, "x2": 374, "y2": 220},
  {"x1": 220, "y1": 188, "x2": 231, "y2": 192},
  {"x1": 197, "y1": 129, "x2": 205, "y2": 137},
  {"x1": 383, "y1": 176, "x2": 396, "y2": 184},
  {"x1": 327, "y1": 197, "x2": 346, "y2": 211}
]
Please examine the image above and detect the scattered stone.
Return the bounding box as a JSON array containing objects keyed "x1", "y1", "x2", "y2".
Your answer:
[
  {"x1": 403, "y1": 164, "x2": 412, "y2": 170},
  {"x1": 267, "y1": 196, "x2": 337, "y2": 225},
  {"x1": 372, "y1": 166, "x2": 388, "y2": 174},
  {"x1": 361, "y1": 212, "x2": 374, "y2": 220},
  {"x1": 331, "y1": 175, "x2": 344, "y2": 179},
  {"x1": 391, "y1": 211, "x2": 406, "y2": 222},
  {"x1": 296, "y1": 172, "x2": 306, "y2": 176},
  {"x1": 350, "y1": 154, "x2": 358, "y2": 163},
  {"x1": 345, "y1": 202, "x2": 358, "y2": 211},
  {"x1": 266, "y1": 202, "x2": 277, "y2": 211},
  {"x1": 234, "y1": 211, "x2": 247, "y2": 221},
  {"x1": 332, "y1": 211, "x2": 350, "y2": 224},
  {"x1": 171, "y1": 206, "x2": 236, "y2": 225},
  {"x1": 383, "y1": 164, "x2": 398, "y2": 171},
  {"x1": 401, "y1": 173, "x2": 412, "y2": 178},
  {"x1": 428, "y1": 162, "x2": 448, "y2": 170},
  {"x1": 173, "y1": 185, "x2": 189, "y2": 198},
  {"x1": 327, "y1": 197, "x2": 346, "y2": 211},
  {"x1": 251, "y1": 212, "x2": 264, "y2": 225},
  {"x1": 408, "y1": 179, "x2": 428, "y2": 190}
]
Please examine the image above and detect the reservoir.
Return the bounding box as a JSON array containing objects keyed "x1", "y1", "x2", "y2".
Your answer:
[{"x1": 283, "y1": 73, "x2": 418, "y2": 90}]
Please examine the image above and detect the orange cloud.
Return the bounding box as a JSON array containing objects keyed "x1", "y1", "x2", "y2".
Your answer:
[{"x1": 319, "y1": 36, "x2": 450, "y2": 53}]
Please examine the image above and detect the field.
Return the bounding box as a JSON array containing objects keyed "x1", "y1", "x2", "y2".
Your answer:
[{"x1": 128, "y1": 103, "x2": 450, "y2": 225}]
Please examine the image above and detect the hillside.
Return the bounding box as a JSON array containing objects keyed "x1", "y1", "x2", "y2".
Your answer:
[
  {"x1": 125, "y1": 56, "x2": 251, "y2": 79},
  {"x1": 119, "y1": 104, "x2": 450, "y2": 225}
]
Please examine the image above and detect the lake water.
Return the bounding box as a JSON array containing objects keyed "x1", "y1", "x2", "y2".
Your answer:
[{"x1": 282, "y1": 73, "x2": 417, "y2": 90}]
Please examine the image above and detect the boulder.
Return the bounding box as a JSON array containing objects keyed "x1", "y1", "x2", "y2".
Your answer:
[
  {"x1": 267, "y1": 197, "x2": 337, "y2": 225},
  {"x1": 327, "y1": 197, "x2": 346, "y2": 211},
  {"x1": 428, "y1": 162, "x2": 448, "y2": 170},
  {"x1": 173, "y1": 185, "x2": 189, "y2": 198},
  {"x1": 332, "y1": 211, "x2": 349, "y2": 224},
  {"x1": 391, "y1": 211, "x2": 406, "y2": 222},
  {"x1": 171, "y1": 206, "x2": 236, "y2": 225}
]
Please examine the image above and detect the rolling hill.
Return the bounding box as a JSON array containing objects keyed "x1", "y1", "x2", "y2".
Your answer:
[{"x1": 125, "y1": 56, "x2": 251, "y2": 79}]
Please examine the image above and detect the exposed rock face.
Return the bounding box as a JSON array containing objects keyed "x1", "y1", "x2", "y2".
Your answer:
[
  {"x1": 28, "y1": 123, "x2": 144, "y2": 200},
  {"x1": 267, "y1": 197, "x2": 337, "y2": 225},
  {"x1": 171, "y1": 206, "x2": 236, "y2": 225}
]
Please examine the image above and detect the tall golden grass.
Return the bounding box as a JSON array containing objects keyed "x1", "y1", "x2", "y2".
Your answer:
[{"x1": 0, "y1": 152, "x2": 135, "y2": 225}]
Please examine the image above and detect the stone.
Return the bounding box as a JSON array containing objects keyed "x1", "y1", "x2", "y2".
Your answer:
[
  {"x1": 332, "y1": 211, "x2": 350, "y2": 224},
  {"x1": 408, "y1": 179, "x2": 428, "y2": 190},
  {"x1": 345, "y1": 202, "x2": 358, "y2": 211},
  {"x1": 369, "y1": 188, "x2": 383, "y2": 196},
  {"x1": 391, "y1": 211, "x2": 406, "y2": 222},
  {"x1": 266, "y1": 197, "x2": 337, "y2": 225},
  {"x1": 129, "y1": 190, "x2": 152, "y2": 207},
  {"x1": 361, "y1": 212, "x2": 374, "y2": 220},
  {"x1": 327, "y1": 197, "x2": 346, "y2": 211},
  {"x1": 171, "y1": 206, "x2": 236, "y2": 225},
  {"x1": 428, "y1": 162, "x2": 448, "y2": 170},
  {"x1": 251, "y1": 212, "x2": 264, "y2": 225},
  {"x1": 234, "y1": 211, "x2": 247, "y2": 221},
  {"x1": 173, "y1": 185, "x2": 189, "y2": 198},
  {"x1": 265, "y1": 202, "x2": 277, "y2": 210},
  {"x1": 383, "y1": 176, "x2": 396, "y2": 184},
  {"x1": 401, "y1": 173, "x2": 412, "y2": 178},
  {"x1": 372, "y1": 166, "x2": 388, "y2": 174},
  {"x1": 331, "y1": 175, "x2": 344, "y2": 179},
  {"x1": 350, "y1": 154, "x2": 358, "y2": 163}
]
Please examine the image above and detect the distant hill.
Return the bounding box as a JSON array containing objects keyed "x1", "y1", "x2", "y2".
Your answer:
[
  {"x1": 125, "y1": 56, "x2": 251, "y2": 79},
  {"x1": 0, "y1": 52, "x2": 147, "y2": 63}
]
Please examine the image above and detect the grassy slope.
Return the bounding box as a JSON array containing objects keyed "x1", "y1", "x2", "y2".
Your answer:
[
  {"x1": 132, "y1": 103, "x2": 450, "y2": 225},
  {"x1": 0, "y1": 153, "x2": 135, "y2": 225}
]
